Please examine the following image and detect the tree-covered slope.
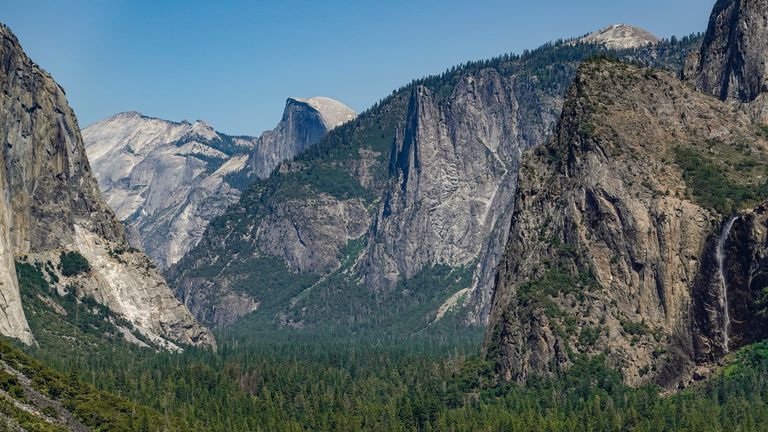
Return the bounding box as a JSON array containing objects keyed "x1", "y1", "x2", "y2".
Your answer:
[{"x1": 0, "y1": 337, "x2": 188, "y2": 432}]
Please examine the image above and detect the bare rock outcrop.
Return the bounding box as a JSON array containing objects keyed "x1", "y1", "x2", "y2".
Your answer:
[
  {"x1": 168, "y1": 31, "x2": 702, "y2": 329},
  {"x1": 696, "y1": 0, "x2": 768, "y2": 103},
  {"x1": 84, "y1": 112, "x2": 255, "y2": 269},
  {"x1": 691, "y1": 0, "x2": 768, "y2": 123},
  {"x1": 249, "y1": 97, "x2": 356, "y2": 177},
  {"x1": 579, "y1": 24, "x2": 660, "y2": 50},
  {"x1": 360, "y1": 68, "x2": 559, "y2": 322}
]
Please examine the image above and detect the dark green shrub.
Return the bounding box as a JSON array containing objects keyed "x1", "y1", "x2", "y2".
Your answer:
[{"x1": 59, "y1": 251, "x2": 91, "y2": 277}]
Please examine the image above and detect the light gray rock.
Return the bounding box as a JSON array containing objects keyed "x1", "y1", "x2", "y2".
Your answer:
[
  {"x1": 84, "y1": 98, "x2": 356, "y2": 270},
  {"x1": 84, "y1": 112, "x2": 255, "y2": 269},
  {"x1": 257, "y1": 195, "x2": 370, "y2": 274},
  {"x1": 168, "y1": 33, "x2": 702, "y2": 330},
  {"x1": 578, "y1": 24, "x2": 660, "y2": 50},
  {"x1": 360, "y1": 69, "x2": 559, "y2": 325},
  {"x1": 248, "y1": 97, "x2": 356, "y2": 177}
]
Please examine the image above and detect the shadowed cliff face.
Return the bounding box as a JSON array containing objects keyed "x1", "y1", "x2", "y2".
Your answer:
[
  {"x1": 0, "y1": 23, "x2": 214, "y2": 349},
  {"x1": 249, "y1": 97, "x2": 357, "y2": 178},
  {"x1": 696, "y1": 0, "x2": 768, "y2": 103},
  {"x1": 692, "y1": 0, "x2": 768, "y2": 124},
  {"x1": 485, "y1": 58, "x2": 768, "y2": 388},
  {"x1": 709, "y1": 206, "x2": 768, "y2": 349},
  {"x1": 689, "y1": 205, "x2": 768, "y2": 362}
]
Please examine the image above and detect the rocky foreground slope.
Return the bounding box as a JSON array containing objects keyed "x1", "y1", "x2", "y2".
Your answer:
[
  {"x1": 167, "y1": 31, "x2": 702, "y2": 330},
  {"x1": 0, "y1": 23, "x2": 213, "y2": 349},
  {"x1": 485, "y1": 0, "x2": 768, "y2": 389},
  {"x1": 84, "y1": 98, "x2": 355, "y2": 269}
]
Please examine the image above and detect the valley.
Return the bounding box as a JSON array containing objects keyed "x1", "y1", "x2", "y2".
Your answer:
[{"x1": 1, "y1": 0, "x2": 768, "y2": 430}]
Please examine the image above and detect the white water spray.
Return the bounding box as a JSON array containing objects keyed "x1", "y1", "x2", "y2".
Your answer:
[{"x1": 716, "y1": 216, "x2": 738, "y2": 353}]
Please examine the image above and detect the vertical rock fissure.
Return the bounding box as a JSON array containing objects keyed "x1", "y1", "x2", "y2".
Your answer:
[{"x1": 717, "y1": 215, "x2": 738, "y2": 352}]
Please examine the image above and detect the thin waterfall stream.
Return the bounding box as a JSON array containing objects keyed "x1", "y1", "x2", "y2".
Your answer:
[{"x1": 716, "y1": 216, "x2": 738, "y2": 353}]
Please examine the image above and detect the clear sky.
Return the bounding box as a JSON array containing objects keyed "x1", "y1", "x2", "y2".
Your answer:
[{"x1": 3, "y1": 0, "x2": 713, "y2": 136}]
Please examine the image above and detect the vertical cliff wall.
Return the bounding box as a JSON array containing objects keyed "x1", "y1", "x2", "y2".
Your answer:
[{"x1": 0, "y1": 23, "x2": 214, "y2": 349}]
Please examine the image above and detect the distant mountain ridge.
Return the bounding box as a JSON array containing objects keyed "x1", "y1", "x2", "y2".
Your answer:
[
  {"x1": 84, "y1": 97, "x2": 356, "y2": 269},
  {"x1": 167, "y1": 28, "x2": 703, "y2": 332}
]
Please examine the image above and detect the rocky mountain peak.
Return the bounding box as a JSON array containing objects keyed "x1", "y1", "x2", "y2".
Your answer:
[
  {"x1": 286, "y1": 96, "x2": 356, "y2": 129},
  {"x1": 248, "y1": 96, "x2": 357, "y2": 177},
  {"x1": 84, "y1": 112, "x2": 255, "y2": 269},
  {"x1": 85, "y1": 96, "x2": 355, "y2": 270},
  {"x1": 485, "y1": 57, "x2": 768, "y2": 387},
  {"x1": 579, "y1": 24, "x2": 660, "y2": 49},
  {"x1": 189, "y1": 119, "x2": 218, "y2": 140},
  {"x1": 86, "y1": 113, "x2": 241, "y2": 169}
]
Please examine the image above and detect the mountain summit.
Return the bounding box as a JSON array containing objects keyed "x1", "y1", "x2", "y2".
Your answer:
[
  {"x1": 288, "y1": 97, "x2": 356, "y2": 130},
  {"x1": 579, "y1": 24, "x2": 660, "y2": 49},
  {"x1": 248, "y1": 96, "x2": 356, "y2": 177}
]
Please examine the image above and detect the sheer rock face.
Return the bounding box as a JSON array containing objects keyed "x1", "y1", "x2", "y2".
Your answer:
[
  {"x1": 256, "y1": 195, "x2": 370, "y2": 274},
  {"x1": 485, "y1": 59, "x2": 768, "y2": 388},
  {"x1": 719, "y1": 204, "x2": 768, "y2": 349},
  {"x1": 84, "y1": 113, "x2": 255, "y2": 269},
  {"x1": 360, "y1": 69, "x2": 559, "y2": 322},
  {"x1": 169, "y1": 68, "x2": 561, "y2": 329},
  {"x1": 0, "y1": 23, "x2": 214, "y2": 349},
  {"x1": 84, "y1": 98, "x2": 355, "y2": 270},
  {"x1": 248, "y1": 97, "x2": 356, "y2": 177},
  {"x1": 696, "y1": 0, "x2": 768, "y2": 103}
]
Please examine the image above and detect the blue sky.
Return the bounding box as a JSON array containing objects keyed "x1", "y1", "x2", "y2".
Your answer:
[{"x1": 3, "y1": 0, "x2": 713, "y2": 136}]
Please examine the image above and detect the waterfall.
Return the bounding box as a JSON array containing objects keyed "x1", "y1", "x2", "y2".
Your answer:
[{"x1": 716, "y1": 216, "x2": 738, "y2": 353}]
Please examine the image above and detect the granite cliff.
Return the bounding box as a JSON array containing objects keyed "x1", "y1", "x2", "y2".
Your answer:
[
  {"x1": 579, "y1": 24, "x2": 661, "y2": 50},
  {"x1": 0, "y1": 23, "x2": 213, "y2": 349},
  {"x1": 485, "y1": 57, "x2": 768, "y2": 387},
  {"x1": 485, "y1": 0, "x2": 768, "y2": 388}
]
